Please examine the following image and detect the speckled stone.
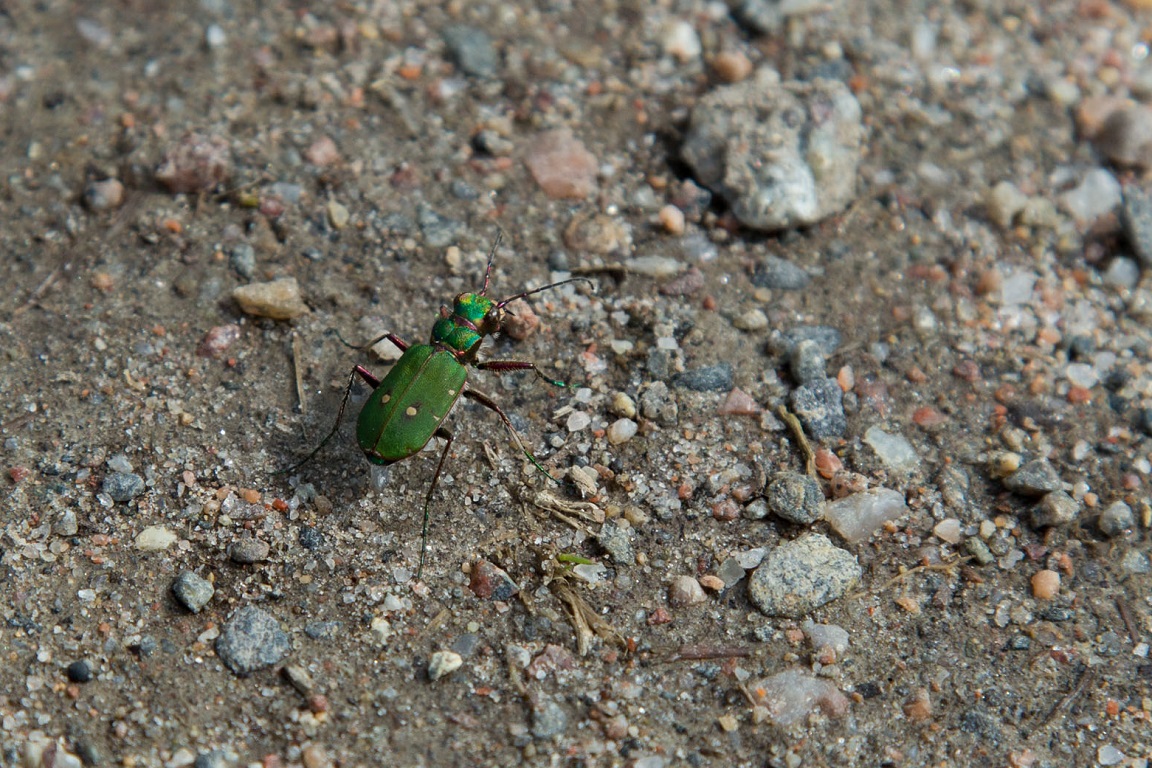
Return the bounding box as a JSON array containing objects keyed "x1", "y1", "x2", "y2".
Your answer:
[{"x1": 215, "y1": 606, "x2": 291, "y2": 676}]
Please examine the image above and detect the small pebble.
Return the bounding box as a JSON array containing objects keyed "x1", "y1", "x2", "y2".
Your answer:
[
  {"x1": 718, "y1": 388, "x2": 761, "y2": 416},
  {"x1": 82, "y1": 178, "x2": 125, "y2": 212},
  {"x1": 532, "y1": 697, "x2": 568, "y2": 738},
  {"x1": 824, "y1": 487, "x2": 908, "y2": 544},
  {"x1": 197, "y1": 324, "x2": 241, "y2": 358},
  {"x1": 752, "y1": 256, "x2": 811, "y2": 290},
  {"x1": 1002, "y1": 460, "x2": 1063, "y2": 497},
  {"x1": 303, "y1": 135, "x2": 340, "y2": 167},
  {"x1": 1098, "y1": 501, "x2": 1135, "y2": 537},
  {"x1": 232, "y1": 277, "x2": 309, "y2": 320},
  {"x1": 428, "y1": 650, "x2": 463, "y2": 682},
  {"x1": 747, "y1": 669, "x2": 850, "y2": 726},
  {"x1": 606, "y1": 418, "x2": 638, "y2": 445},
  {"x1": 766, "y1": 471, "x2": 823, "y2": 525},
  {"x1": 733, "y1": 308, "x2": 769, "y2": 332},
  {"x1": 442, "y1": 25, "x2": 497, "y2": 78},
  {"x1": 525, "y1": 129, "x2": 598, "y2": 199},
  {"x1": 135, "y1": 526, "x2": 177, "y2": 551},
  {"x1": 790, "y1": 379, "x2": 847, "y2": 440},
  {"x1": 597, "y1": 520, "x2": 635, "y2": 565},
  {"x1": 1121, "y1": 184, "x2": 1152, "y2": 267},
  {"x1": 1094, "y1": 105, "x2": 1152, "y2": 168},
  {"x1": 1031, "y1": 491, "x2": 1079, "y2": 528},
  {"x1": 789, "y1": 339, "x2": 826, "y2": 385},
  {"x1": 66, "y1": 660, "x2": 92, "y2": 683},
  {"x1": 469, "y1": 560, "x2": 520, "y2": 600},
  {"x1": 102, "y1": 471, "x2": 144, "y2": 502},
  {"x1": 229, "y1": 536, "x2": 270, "y2": 564},
  {"x1": 711, "y1": 50, "x2": 753, "y2": 83},
  {"x1": 215, "y1": 606, "x2": 291, "y2": 676},
  {"x1": 1057, "y1": 168, "x2": 1122, "y2": 223},
  {"x1": 662, "y1": 19, "x2": 701, "y2": 63},
  {"x1": 228, "y1": 243, "x2": 256, "y2": 279},
  {"x1": 659, "y1": 204, "x2": 686, "y2": 235},
  {"x1": 748, "y1": 534, "x2": 861, "y2": 617},
  {"x1": 610, "y1": 392, "x2": 637, "y2": 419},
  {"x1": 668, "y1": 575, "x2": 707, "y2": 607},
  {"x1": 172, "y1": 571, "x2": 214, "y2": 613},
  {"x1": 155, "y1": 132, "x2": 232, "y2": 194},
  {"x1": 673, "y1": 362, "x2": 733, "y2": 392},
  {"x1": 933, "y1": 518, "x2": 963, "y2": 545},
  {"x1": 1031, "y1": 569, "x2": 1060, "y2": 599},
  {"x1": 326, "y1": 200, "x2": 350, "y2": 229},
  {"x1": 986, "y1": 180, "x2": 1028, "y2": 228},
  {"x1": 863, "y1": 426, "x2": 920, "y2": 472}
]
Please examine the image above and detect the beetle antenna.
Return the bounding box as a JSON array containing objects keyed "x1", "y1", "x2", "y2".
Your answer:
[
  {"x1": 478, "y1": 230, "x2": 504, "y2": 296},
  {"x1": 495, "y1": 276, "x2": 594, "y2": 310}
]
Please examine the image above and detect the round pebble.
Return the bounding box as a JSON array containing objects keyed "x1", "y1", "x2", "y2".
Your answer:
[
  {"x1": 607, "y1": 418, "x2": 638, "y2": 445},
  {"x1": 215, "y1": 606, "x2": 291, "y2": 676},
  {"x1": 1098, "y1": 501, "x2": 1135, "y2": 537},
  {"x1": 66, "y1": 660, "x2": 92, "y2": 683},
  {"x1": 668, "y1": 575, "x2": 707, "y2": 607}
]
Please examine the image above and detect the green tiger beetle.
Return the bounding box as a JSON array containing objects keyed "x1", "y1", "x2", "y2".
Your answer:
[{"x1": 285, "y1": 237, "x2": 591, "y2": 577}]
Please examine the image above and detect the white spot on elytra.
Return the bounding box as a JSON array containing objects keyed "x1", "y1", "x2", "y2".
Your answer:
[{"x1": 405, "y1": 406, "x2": 418, "y2": 417}]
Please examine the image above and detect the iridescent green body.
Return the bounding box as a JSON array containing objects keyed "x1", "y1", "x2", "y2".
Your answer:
[{"x1": 356, "y1": 344, "x2": 468, "y2": 464}]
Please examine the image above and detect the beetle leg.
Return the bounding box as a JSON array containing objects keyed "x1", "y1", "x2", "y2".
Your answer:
[
  {"x1": 475, "y1": 359, "x2": 569, "y2": 388},
  {"x1": 336, "y1": 330, "x2": 411, "y2": 354},
  {"x1": 279, "y1": 366, "x2": 363, "y2": 475},
  {"x1": 354, "y1": 365, "x2": 381, "y2": 389},
  {"x1": 463, "y1": 386, "x2": 558, "y2": 484},
  {"x1": 417, "y1": 426, "x2": 454, "y2": 579}
]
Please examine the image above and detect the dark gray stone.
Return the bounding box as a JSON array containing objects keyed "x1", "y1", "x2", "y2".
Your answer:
[
  {"x1": 215, "y1": 606, "x2": 291, "y2": 676},
  {"x1": 766, "y1": 471, "x2": 823, "y2": 524},
  {"x1": 789, "y1": 378, "x2": 847, "y2": 440}
]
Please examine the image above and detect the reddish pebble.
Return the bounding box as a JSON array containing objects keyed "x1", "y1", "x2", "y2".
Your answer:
[
  {"x1": 197, "y1": 324, "x2": 241, "y2": 358},
  {"x1": 712, "y1": 498, "x2": 740, "y2": 521},
  {"x1": 718, "y1": 388, "x2": 761, "y2": 416},
  {"x1": 952, "y1": 359, "x2": 981, "y2": 382},
  {"x1": 155, "y1": 132, "x2": 232, "y2": 194},
  {"x1": 8, "y1": 466, "x2": 31, "y2": 483},
  {"x1": 814, "y1": 447, "x2": 843, "y2": 479},
  {"x1": 308, "y1": 694, "x2": 329, "y2": 713},
  {"x1": 836, "y1": 365, "x2": 855, "y2": 392},
  {"x1": 648, "y1": 607, "x2": 672, "y2": 625},
  {"x1": 1067, "y1": 386, "x2": 1092, "y2": 404},
  {"x1": 303, "y1": 135, "x2": 340, "y2": 167},
  {"x1": 502, "y1": 298, "x2": 539, "y2": 340},
  {"x1": 903, "y1": 688, "x2": 933, "y2": 721},
  {"x1": 468, "y1": 559, "x2": 519, "y2": 600},
  {"x1": 91, "y1": 272, "x2": 115, "y2": 292},
  {"x1": 911, "y1": 406, "x2": 947, "y2": 427},
  {"x1": 524, "y1": 129, "x2": 598, "y2": 199}
]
